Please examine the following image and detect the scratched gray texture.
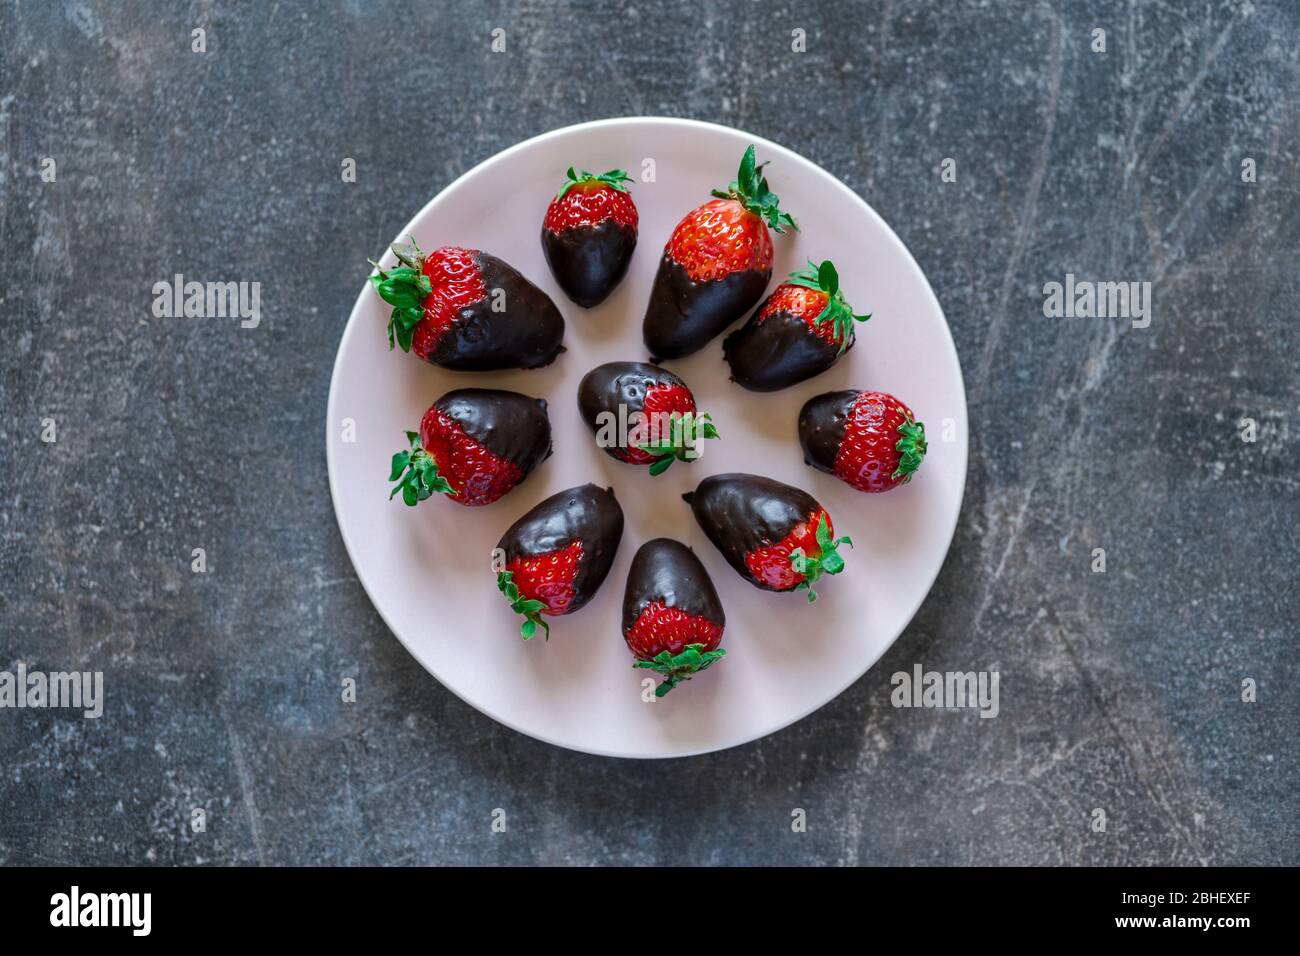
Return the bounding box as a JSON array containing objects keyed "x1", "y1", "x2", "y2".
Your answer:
[{"x1": 0, "y1": 0, "x2": 1296, "y2": 866}]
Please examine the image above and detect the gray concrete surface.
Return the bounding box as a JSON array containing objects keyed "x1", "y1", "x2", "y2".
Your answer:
[{"x1": 0, "y1": 0, "x2": 1296, "y2": 865}]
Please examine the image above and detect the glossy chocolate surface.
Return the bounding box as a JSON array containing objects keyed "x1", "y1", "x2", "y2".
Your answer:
[
  {"x1": 496, "y1": 483, "x2": 624, "y2": 614},
  {"x1": 798, "y1": 390, "x2": 859, "y2": 475},
  {"x1": 542, "y1": 219, "x2": 637, "y2": 308},
  {"x1": 435, "y1": 388, "x2": 553, "y2": 475},
  {"x1": 430, "y1": 252, "x2": 566, "y2": 371},
  {"x1": 621, "y1": 538, "x2": 725, "y2": 635},
  {"x1": 682, "y1": 473, "x2": 821, "y2": 588},
  {"x1": 642, "y1": 255, "x2": 770, "y2": 361},
  {"x1": 723, "y1": 305, "x2": 847, "y2": 392},
  {"x1": 577, "y1": 361, "x2": 687, "y2": 458}
]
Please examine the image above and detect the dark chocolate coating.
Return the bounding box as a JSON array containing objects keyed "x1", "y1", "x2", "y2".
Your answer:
[
  {"x1": 542, "y1": 220, "x2": 637, "y2": 308},
  {"x1": 642, "y1": 254, "x2": 770, "y2": 361},
  {"x1": 621, "y1": 538, "x2": 725, "y2": 636},
  {"x1": 576, "y1": 361, "x2": 688, "y2": 459},
  {"x1": 496, "y1": 484, "x2": 624, "y2": 615},
  {"x1": 723, "y1": 303, "x2": 848, "y2": 392},
  {"x1": 798, "y1": 390, "x2": 858, "y2": 475},
  {"x1": 435, "y1": 388, "x2": 553, "y2": 476},
  {"x1": 430, "y1": 252, "x2": 566, "y2": 371},
  {"x1": 682, "y1": 473, "x2": 822, "y2": 590}
]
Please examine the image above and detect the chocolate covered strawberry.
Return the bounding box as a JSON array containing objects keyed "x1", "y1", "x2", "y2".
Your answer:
[
  {"x1": 724, "y1": 259, "x2": 870, "y2": 391},
  {"x1": 622, "y1": 539, "x2": 726, "y2": 697},
  {"x1": 495, "y1": 484, "x2": 624, "y2": 639},
  {"x1": 541, "y1": 167, "x2": 637, "y2": 307},
  {"x1": 799, "y1": 390, "x2": 926, "y2": 493},
  {"x1": 389, "y1": 389, "x2": 552, "y2": 507},
  {"x1": 683, "y1": 473, "x2": 851, "y2": 602},
  {"x1": 577, "y1": 361, "x2": 719, "y2": 476},
  {"x1": 642, "y1": 145, "x2": 796, "y2": 361},
  {"x1": 369, "y1": 239, "x2": 564, "y2": 370}
]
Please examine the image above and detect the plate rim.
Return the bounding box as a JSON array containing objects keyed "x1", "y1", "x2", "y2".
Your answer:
[{"x1": 325, "y1": 115, "x2": 969, "y2": 759}]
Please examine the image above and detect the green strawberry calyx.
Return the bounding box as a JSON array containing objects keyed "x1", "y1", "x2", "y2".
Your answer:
[
  {"x1": 389, "y1": 430, "x2": 455, "y2": 506},
  {"x1": 711, "y1": 144, "x2": 798, "y2": 234},
  {"x1": 557, "y1": 167, "x2": 633, "y2": 200},
  {"x1": 634, "y1": 644, "x2": 727, "y2": 697},
  {"x1": 636, "y1": 411, "x2": 720, "y2": 477},
  {"x1": 496, "y1": 569, "x2": 550, "y2": 641},
  {"x1": 788, "y1": 518, "x2": 853, "y2": 604},
  {"x1": 893, "y1": 418, "x2": 928, "y2": 482},
  {"x1": 368, "y1": 237, "x2": 430, "y2": 353},
  {"x1": 787, "y1": 259, "x2": 871, "y2": 354}
]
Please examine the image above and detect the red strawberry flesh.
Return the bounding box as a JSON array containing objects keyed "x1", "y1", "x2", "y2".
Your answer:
[
  {"x1": 418, "y1": 404, "x2": 522, "y2": 507},
  {"x1": 625, "y1": 600, "x2": 723, "y2": 659},
  {"x1": 834, "y1": 391, "x2": 923, "y2": 493},
  {"x1": 544, "y1": 181, "x2": 637, "y2": 232},
  {"x1": 506, "y1": 540, "x2": 583, "y2": 616},
  {"x1": 410, "y1": 246, "x2": 486, "y2": 360},
  {"x1": 666, "y1": 198, "x2": 772, "y2": 282},
  {"x1": 618, "y1": 382, "x2": 697, "y2": 465},
  {"x1": 758, "y1": 284, "x2": 839, "y2": 346},
  {"x1": 744, "y1": 508, "x2": 833, "y2": 590}
]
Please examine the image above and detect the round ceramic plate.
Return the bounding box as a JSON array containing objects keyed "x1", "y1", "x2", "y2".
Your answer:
[{"x1": 326, "y1": 117, "x2": 967, "y2": 758}]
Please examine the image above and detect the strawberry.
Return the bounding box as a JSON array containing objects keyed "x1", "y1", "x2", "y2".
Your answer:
[
  {"x1": 368, "y1": 239, "x2": 565, "y2": 370},
  {"x1": 495, "y1": 484, "x2": 624, "y2": 639},
  {"x1": 622, "y1": 538, "x2": 726, "y2": 697},
  {"x1": 577, "y1": 361, "x2": 719, "y2": 475},
  {"x1": 389, "y1": 389, "x2": 552, "y2": 507},
  {"x1": 724, "y1": 259, "x2": 871, "y2": 391},
  {"x1": 642, "y1": 145, "x2": 796, "y2": 361},
  {"x1": 799, "y1": 390, "x2": 927, "y2": 493},
  {"x1": 541, "y1": 167, "x2": 638, "y2": 307},
  {"x1": 683, "y1": 473, "x2": 852, "y2": 602}
]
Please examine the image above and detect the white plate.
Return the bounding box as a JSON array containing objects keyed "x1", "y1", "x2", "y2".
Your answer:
[{"x1": 326, "y1": 117, "x2": 967, "y2": 758}]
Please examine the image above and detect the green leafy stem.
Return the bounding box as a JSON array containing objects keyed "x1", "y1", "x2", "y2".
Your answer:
[
  {"x1": 893, "y1": 419, "x2": 927, "y2": 482},
  {"x1": 636, "y1": 411, "x2": 720, "y2": 477},
  {"x1": 787, "y1": 259, "x2": 871, "y2": 354},
  {"x1": 557, "y1": 166, "x2": 633, "y2": 200},
  {"x1": 711, "y1": 144, "x2": 798, "y2": 234},
  {"x1": 389, "y1": 430, "x2": 455, "y2": 506},
  {"x1": 497, "y1": 569, "x2": 550, "y2": 641},
  {"x1": 789, "y1": 518, "x2": 853, "y2": 604},
  {"x1": 368, "y1": 237, "x2": 431, "y2": 353},
  {"x1": 634, "y1": 644, "x2": 727, "y2": 697}
]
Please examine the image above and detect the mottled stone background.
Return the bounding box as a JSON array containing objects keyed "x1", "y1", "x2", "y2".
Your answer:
[{"x1": 1, "y1": 0, "x2": 1295, "y2": 866}]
